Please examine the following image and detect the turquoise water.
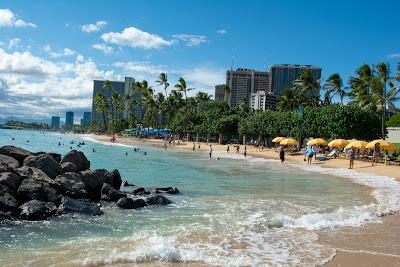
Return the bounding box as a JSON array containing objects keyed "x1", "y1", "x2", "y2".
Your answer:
[{"x1": 0, "y1": 129, "x2": 374, "y2": 266}]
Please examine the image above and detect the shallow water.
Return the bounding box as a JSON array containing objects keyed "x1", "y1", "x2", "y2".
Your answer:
[{"x1": 0, "y1": 129, "x2": 389, "y2": 266}]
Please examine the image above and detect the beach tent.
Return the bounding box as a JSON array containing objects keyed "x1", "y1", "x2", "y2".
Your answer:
[
  {"x1": 365, "y1": 139, "x2": 396, "y2": 150},
  {"x1": 328, "y1": 139, "x2": 350, "y2": 148},
  {"x1": 280, "y1": 138, "x2": 298, "y2": 145},
  {"x1": 307, "y1": 138, "x2": 327, "y2": 146},
  {"x1": 272, "y1": 137, "x2": 285, "y2": 143},
  {"x1": 345, "y1": 140, "x2": 368, "y2": 149}
]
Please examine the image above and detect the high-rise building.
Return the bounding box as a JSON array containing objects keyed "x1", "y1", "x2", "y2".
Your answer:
[
  {"x1": 226, "y1": 69, "x2": 270, "y2": 107},
  {"x1": 249, "y1": 91, "x2": 277, "y2": 111},
  {"x1": 270, "y1": 64, "x2": 322, "y2": 96},
  {"x1": 214, "y1": 84, "x2": 226, "y2": 102},
  {"x1": 65, "y1": 111, "x2": 74, "y2": 129},
  {"x1": 51, "y1": 116, "x2": 60, "y2": 128},
  {"x1": 82, "y1": 112, "x2": 91, "y2": 127},
  {"x1": 92, "y1": 77, "x2": 142, "y2": 126}
]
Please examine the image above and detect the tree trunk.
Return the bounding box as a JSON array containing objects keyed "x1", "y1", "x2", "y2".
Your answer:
[
  {"x1": 218, "y1": 133, "x2": 222, "y2": 144},
  {"x1": 206, "y1": 133, "x2": 210, "y2": 144},
  {"x1": 177, "y1": 133, "x2": 180, "y2": 140},
  {"x1": 242, "y1": 134, "x2": 246, "y2": 145},
  {"x1": 187, "y1": 132, "x2": 190, "y2": 142},
  {"x1": 382, "y1": 78, "x2": 386, "y2": 140},
  {"x1": 196, "y1": 132, "x2": 199, "y2": 142}
]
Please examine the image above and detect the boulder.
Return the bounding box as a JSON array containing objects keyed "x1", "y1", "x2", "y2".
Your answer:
[
  {"x1": 132, "y1": 187, "x2": 150, "y2": 195},
  {"x1": 16, "y1": 166, "x2": 60, "y2": 190},
  {"x1": 23, "y1": 154, "x2": 62, "y2": 179},
  {"x1": 0, "y1": 211, "x2": 16, "y2": 223},
  {"x1": 0, "y1": 146, "x2": 33, "y2": 165},
  {"x1": 61, "y1": 162, "x2": 78, "y2": 173},
  {"x1": 18, "y1": 200, "x2": 57, "y2": 220},
  {"x1": 58, "y1": 196, "x2": 103, "y2": 216},
  {"x1": 155, "y1": 187, "x2": 180, "y2": 195},
  {"x1": 116, "y1": 197, "x2": 147, "y2": 209},
  {"x1": 60, "y1": 150, "x2": 90, "y2": 171},
  {"x1": 54, "y1": 172, "x2": 87, "y2": 199},
  {"x1": 0, "y1": 154, "x2": 20, "y2": 169},
  {"x1": 0, "y1": 192, "x2": 18, "y2": 213},
  {"x1": 105, "y1": 169, "x2": 122, "y2": 190},
  {"x1": 100, "y1": 183, "x2": 126, "y2": 202},
  {"x1": 81, "y1": 169, "x2": 109, "y2": 200},
  {"x1": 17, "y1": 178, "x2": 61, "y2": 204},
  {"x1": 123, "y1": 181, "x2": 135, "y2": 187},
  {"x1": 0, "y1": 184, "x2": 11, "y2": 195},
  {"x1": 48, "y1": 153, "x2": 61, "y2": 163},
  {"x1": 0, "y1": 164, "x2": 14, "y2": 173},
  {"x1": 0, "y1": 172, "x2": 21, "y2": 191},
  {"x1": 146, "y1": 195, "x2": 173, "y2": 206}
]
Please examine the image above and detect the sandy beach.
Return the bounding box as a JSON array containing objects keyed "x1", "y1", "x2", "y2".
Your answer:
[{"x1": 85, "y1": 134, "x2": 400, "y2": 266}]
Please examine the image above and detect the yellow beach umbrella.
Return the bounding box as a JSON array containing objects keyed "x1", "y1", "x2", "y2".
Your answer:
[
  {"x1": 365, "y1": 139, "x2": 396, "y2": 150},
  {"x1": 307, "y1": 138, "x2": 328, "y2": 146},
  {"x1": 346, "y1": 140, "x2": 368, "y2": 149},
  {"x1": 272, "y1": 137, "x2": 285, "y2": 143},
  {"x1": 280, "y1": 138, "x2": 299, "y2": 145},
  {"x1": 328, "y1": 139, "x2": 350, "y2": 148}
]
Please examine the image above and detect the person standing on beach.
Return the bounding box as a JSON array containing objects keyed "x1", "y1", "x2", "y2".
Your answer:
[
  {"x1": 227, "y1": 145, "x2": 230, "y2": 153},
  {"x1": 236, "y1": 145, "x2": 240, "y2": 154},
  {"x1": 208, "y1": 145, "x2": 212, "y2": 159},
  {"x1": 372, "y1": 143, "x2": 381, "y2": 166},
  {"x1": 348, "y1": 147, "x2": 355, "y2": 169},
  {"x1": 306, "y1": 147, "x2": 314, "y2": 164},
  {"x1": 192, "y1": 142, "x2": 195, "y2": 151},
  {"x1": 279, "y1": 145, "x2": 285, "y2": 163},
  {"x1": 244, "y1": 146, "x2": 247, "y2": 157}
]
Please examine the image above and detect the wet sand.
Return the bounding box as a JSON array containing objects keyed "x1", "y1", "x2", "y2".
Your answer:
[{"x1": 84, "y1": 134, "x2": 400, "y2": 266}]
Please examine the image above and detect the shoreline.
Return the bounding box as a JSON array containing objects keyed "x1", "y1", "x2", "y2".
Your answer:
[{"x1": 82, "y1": 133, "x2": 400, "y2": 266}]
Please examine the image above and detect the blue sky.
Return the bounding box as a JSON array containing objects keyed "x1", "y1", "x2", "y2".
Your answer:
[{"x1": 0, "y1": 0, "x2": 399, "y2": 122}]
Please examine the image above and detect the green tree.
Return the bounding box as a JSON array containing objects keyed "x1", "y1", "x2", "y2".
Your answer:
[
  {"x1": 386, "y1": 114, "x2": 400, "y2": 127},
  {"x1": 174, "y1": 77, "x2": 194, "y2": 100},
  {"x1": 94, "y1": 93, "x2": 109, "y2": 131},
  {"x1": 323, "y1": 73, "x2": 346, "y2": 105},
  {"x1": 277, "y1": 88, "x2": 300, "y2": 111},
  {"x1": 155, "y1": 73, "x2": 169, "y2": 98}
]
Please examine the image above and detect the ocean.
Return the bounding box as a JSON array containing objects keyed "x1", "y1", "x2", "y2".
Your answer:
[{"x1": 0, "y1": 129, "x2": 399, "y2": 266}]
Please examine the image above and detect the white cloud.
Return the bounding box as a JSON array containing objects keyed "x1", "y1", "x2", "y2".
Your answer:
[
  {"x1": 0, "y1": 9, "x2": 36, "y2": 28},
  {"x1": 113, "y1": 61, "x2": 166, "y2": 75},
  {"x1": 172, "y1": 34, "x2": 208, "y2": 47},
  {"x1": 386, "y1": 53, "x2": 400, "y2": 59},
  {"x1": 81, "y1": 20, "x2": 107, "y2": 33},
  {"x1": 0, "y1": 48, "x2": 119, "y2": 118},
  {"x1": 8, "y1": 38, "x2": 21, "y2": 49},
  {"x1": 181, "y1": 67, "x2": 225, "y2": 94},
  {"x1": 92, "y1": 43, "x2": 113, "y2": 55},
  {"x1": 216, "y1": 28, "x2": 227, "y2": 34},
  {"x1": 101, "y1": 27, "x2": 174, "y2": 49},
  {"x1": 43, "y1": 44, "x2": 76, "y2": 58}
]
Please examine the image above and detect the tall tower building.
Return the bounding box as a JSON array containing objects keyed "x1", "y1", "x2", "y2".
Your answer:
[
  {"x1": 65, "y1": 111, "x2": 74, "y2": 129},
  {"x1": 51, "y1": 116, "x2": 60, "y2": 128},
  {"x1": 270, "y1": 64, "x2": 322, "y2": 95},
  {"x1": 225, "y1": 69, "x2": 270, "y2": 107},
  {"x1": 214, "y1": 84, "x2": 226, "y2": 102}
]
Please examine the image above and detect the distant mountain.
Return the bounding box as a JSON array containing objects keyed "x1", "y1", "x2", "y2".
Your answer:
[{"x1": 0, "y1": 116, "x2": 51, "y2": 124}]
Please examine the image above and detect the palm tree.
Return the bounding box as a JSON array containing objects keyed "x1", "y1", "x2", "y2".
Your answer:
[
  {"x1": 293, "y1": 71, "x2": 321, "y2": 107},
  {"x1": 125, "y1": 93, "x2": 137, "y2": 127},
  {"x1": 94, "y1": 93, "x2": 109, "y2": 131},
  {"x1": 223, "y1": 85, "x2": 230, "y2": 102},
  {"x1": 103, "y1": 80, "x2": 114, "y2": 125},
  {"x1": 195, "y1": 91, "x2": 212, "y2": 103},
  {"x1": 174, "y1": 77, "x2": 194, "y2": 100},
  {"x1": 277, "y1": 88, "x2": 300, "y2": 111},
  {"x1": 155, "y1": 73, "x2": 169, "y2": 98},
  {"x1": 376, "y1": 62, "x2": 392, "y2": 139},
  {"x1": 323, "y1": 73, "x2": 346, "y2": 105},
  {"x1": 348, "y1": 64, "x2": 376, "y2": 109}
]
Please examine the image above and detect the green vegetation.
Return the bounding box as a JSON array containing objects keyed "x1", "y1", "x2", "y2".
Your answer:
[
  {"x1": 386, "y1": 114, "x2": 400, "y2": 127},
  {"x1": 92, "y1": 62, "x2": 399, "y2": 141},
  {"x1": 6, "y1": 120, "x2": 50, "y2": 130}
]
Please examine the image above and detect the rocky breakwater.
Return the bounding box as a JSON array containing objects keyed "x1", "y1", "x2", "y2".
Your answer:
[{"x1": 0, "y1": 145, "x2": 177, "y2": 222}]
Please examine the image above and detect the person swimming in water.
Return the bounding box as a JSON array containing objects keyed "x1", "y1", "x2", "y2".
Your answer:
[
  {"x1": 125, "y1": 152, "x2": 128, "y2": 156},
  {"x1": 92, "y1": 149, "x2": 95, "y2": 152},
  {"x1": 143, "y1": 152, "x2": 147, "y2": 155}
]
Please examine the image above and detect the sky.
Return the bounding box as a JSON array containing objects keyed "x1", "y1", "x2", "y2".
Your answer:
[{"x1": 0, "y1": 0, "x2": 399, "y2": 122}]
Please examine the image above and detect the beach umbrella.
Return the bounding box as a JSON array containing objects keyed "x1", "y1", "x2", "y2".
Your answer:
[
  {"x1": 272, "y1": 137, "x2": 285, "y2": 143},
  {"x1": 280, "y1": 138, "x2": 299, "y2": 145},
  {"x1": 365, "y1": 139, "x2": 396, "y2": 150},
  {"x1": 307, "y1": 138, "x2": 328, "y2": 146},
  {"x1": 345, "y1": 140, "x2": 368, "y2": 149},
  {"x1": 328, "y1": 139, "x2": 350, "y2": 148}
]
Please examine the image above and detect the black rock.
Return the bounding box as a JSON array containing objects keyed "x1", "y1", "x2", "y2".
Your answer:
[
  {"x1": 81, "y1": 169, "x2": 109, "y2": 200},
  {"x1": 60, "y1": 162, "x2": 78, "y2": 173},
  {"x1": 17, "y1": 178, "x2": 61, "y2": 204},
  {"x1": 100, "y1": 183, "x2": 126, "y2": 202},
  {"x1": 0, "y1": 211, "x2": 16, "y2": 223},
  {"x1": 48, "y1": 153, "x2": 62, "y2": 163},
  {"x1": 106, "y1": 169, "x2": 122, "y2": 190},
  {"x1": 116, "y1": 197, "x2": 147, "y2": 209},
  {"x1": 133, "y1": 187, "x2": 150, "y2": 195},
  {"x1": 58, "y1": 196, "x2": 103, "y2": 216},
  {"x1": 146, "y1": 195, "x2": 173, "y2": 206},
  {"x1": 18, "y1": 200, "x2": 57, "y2": 220},
  {"x1": 0, "y1": 172, "x2": 21, "y2": 191},
  {"x1": 0, "y1": 154, "x2": 20, "y2": 170},
  {"x1": 0, "y1": 145, "x2": 33, "y2": 165},
  {"x1": 23, "y1": 154, "x2": 62, "y2": 179},
  {"x1": 155, "y1": 187, "x2": 180, "y2": 195},
  {"x1": 123, "y1": 181, "x2": 135, "y2": 187},
  {"x1": 54, "y1": 172, "x2": 87, "y2": 199},
  {"x1": 16, "y1": 166, "x2": 60, "y2": 190},
  {"x1": 0, "y1": 192, "x2": 18, "y2": 213},
  {"x1": 60, "y1": 150, "x2": 90, "y2": 171}
]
